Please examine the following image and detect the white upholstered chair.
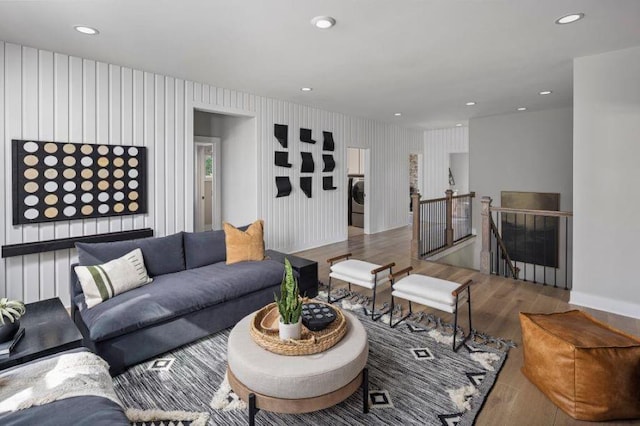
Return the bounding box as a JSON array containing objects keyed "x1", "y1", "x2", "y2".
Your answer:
[
  {"x1": 326, "y1": 253, "x2": 395, "y2": 321},
  {"x1": 389, "y1": 266, "x2": 473, "y2": 351}
]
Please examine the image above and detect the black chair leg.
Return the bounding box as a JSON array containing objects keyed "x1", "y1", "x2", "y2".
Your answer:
[
  {"x1": 452, "y1": 291, "x2": 473, "y2": 352},
  {"x1": 370, "y1": 286, "x2": 388, "y2": 321},
  {"x1": 327, "y1": 276, "x2": 348, "y2": 304},
  {"x1": 389, "y1": 297, "x2": 411, "y2": 328}
]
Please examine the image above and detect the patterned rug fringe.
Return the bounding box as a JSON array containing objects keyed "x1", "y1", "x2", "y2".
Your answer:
[
  {"x1": 318, "y1": 285, "x2": 516, "y2": 351},
  {"x1": 125, "y1": 408, "x2": 209, "y2": 426}
]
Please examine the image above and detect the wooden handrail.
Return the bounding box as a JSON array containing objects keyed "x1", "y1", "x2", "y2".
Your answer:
[
  {"x1": 452, "y1": 191, "x2": 476, "y2": 200},
  {"x1": 419, "y1": 196, "x2": 447, "y2": 204},
  {"x1": 489, "y1": 214, "x2": 519, "y2": 279},
  {"x1": 490, "y1": 207, "x2": 573, "y2": 218}
]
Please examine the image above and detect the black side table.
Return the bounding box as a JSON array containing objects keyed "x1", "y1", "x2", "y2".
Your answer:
[
  {"x1": 0, "y1": 297, "x2": 83, "y2": 371},
  {"x1": 266, "y1": 250, "x2": 319, "y2": 298}
]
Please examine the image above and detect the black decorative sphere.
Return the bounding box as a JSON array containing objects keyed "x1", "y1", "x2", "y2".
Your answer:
[{"x1": 301, "y1": 303, "x2": 337, "y2": 331}]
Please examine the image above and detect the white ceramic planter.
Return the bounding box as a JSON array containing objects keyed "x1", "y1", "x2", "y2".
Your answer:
[{"x1": 279, "y1": 317, "x2": 302, "y2": 341}]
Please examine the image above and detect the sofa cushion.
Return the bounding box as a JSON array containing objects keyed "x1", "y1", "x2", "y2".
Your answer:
[
  {"x1": 224, "y1": 220, "x2": 265, "y2": 265},
  {"x1": 76, "y1": 232, "x2": 185, "y2": 277},
  {"x1": 78, "y1": 259, "x2": 285, "y2": 342},
  {"x1": 183, "y1": 226, "x2": 248, "y2": 269},
  {"x1": 75, "y1": 248, "x2": 153, "y2": 308}
]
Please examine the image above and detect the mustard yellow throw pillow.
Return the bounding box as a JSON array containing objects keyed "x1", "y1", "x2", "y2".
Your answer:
[{"x1": 224, "y1": 220, "x2": 265, "y2": 265}]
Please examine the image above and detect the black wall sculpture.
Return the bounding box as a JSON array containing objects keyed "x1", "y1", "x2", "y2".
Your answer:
[
  {"x1": 275, "y1": 177, "x2": 292, "y2": 198},
  {"x1": 300, "y1": 128, "x2": 316, "y2": 144},
  {"x1": 274, "y1": 124, "x2": 288, "y2": 148},
  {"x1": 300, "y1": 152, "x2": 315, "y2": 173},
  {"x1": 275, "y1": 151, "x2": 292, "y2": 168},
  {"x1": 12, "y1": 140, "x2": 147, "y2": 225},
  {"x1": 300, "y1": 177, "x2": 312, "y2": 198},
  {"x1": 323, "y1": 131, "x2": 335, "y2": 151},
  {"x1": 323, "y1": 176, "x2": 337, "y2": 190},
  {"x1": 322, "y1": 155, "x2": 335, "y2": 172}
]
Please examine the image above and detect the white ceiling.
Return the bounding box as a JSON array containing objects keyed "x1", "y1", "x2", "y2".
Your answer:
[{"x1": 1, "y1": 0, "x2": 639, "y2": 129}]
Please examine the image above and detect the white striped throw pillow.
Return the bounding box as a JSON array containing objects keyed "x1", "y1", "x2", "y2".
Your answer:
[{"x1": 75, "y1": 248, "x2": 153, "y2": 308}]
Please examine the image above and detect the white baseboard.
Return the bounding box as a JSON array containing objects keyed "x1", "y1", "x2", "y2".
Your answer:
[{"x1": 570, "y1": 291, "x2": 640, "y2": 320}]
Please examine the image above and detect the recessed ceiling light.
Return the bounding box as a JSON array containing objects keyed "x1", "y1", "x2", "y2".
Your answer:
[
  {"x1": 74, "y1": 25, "x2": 99, "y2": 35},
  {"x1": 455, "y1": 123, "x2": 462, "y2": 127},
  {"x1": 517, "y1": 107, "x2": 527, "y2": 111},
  {"x1": 539, "y1": 90, "x2": 552, "y2": 95},
  {"x1": 311, "y1": 16, "x2": 336, "y2": 29},
  {"x1": 555, "y1": 13, "x2": 584, "y2": 25},
  {"x1": 394, "y1": 112, "x2": 402, "y2": 116},
  {"x1": 300, "y1": 87, "x2": 313, "y2": 92},
  {"x1": 465, "y1": 101, "x2": 476, "y2": 106}
]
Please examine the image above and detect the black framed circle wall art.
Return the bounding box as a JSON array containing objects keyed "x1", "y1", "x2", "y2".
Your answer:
[{"x1": 12, "y1": 140, "x2": 148, "y2": 225}]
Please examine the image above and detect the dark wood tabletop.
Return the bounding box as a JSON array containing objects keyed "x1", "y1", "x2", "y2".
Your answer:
[{"x1": 0, "y1": 297, "x2": 83, "y2": 371}]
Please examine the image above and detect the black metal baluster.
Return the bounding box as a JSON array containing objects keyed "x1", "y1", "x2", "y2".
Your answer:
[
  {"x1": 523, "y1": 213, "x2": 527, "y2": 281},
  {"x1": 533, "y1": 216, "x2": 537, "y2": 284},
  {"x1": 565, "y1": 216, "x2": 569, "y2": 290},
  {"x1": 543, "y1": 216, "x2": 547, "y2": 286},
  {"x1": 554, "y1": 216, "x2": 557, "y2": 287}
]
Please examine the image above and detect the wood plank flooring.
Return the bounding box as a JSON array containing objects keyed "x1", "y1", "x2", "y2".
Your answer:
[{"x1": 294, "y1": 226, "x2": 640, "y2": 426}]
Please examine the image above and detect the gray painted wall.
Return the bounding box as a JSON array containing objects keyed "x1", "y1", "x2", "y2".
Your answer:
[
  {"x1": 572, "y1": 45, "x2": 640, "y2": 319},
  {"x1": 469, "y1": 107, "x2": 573, "y2": 269}
]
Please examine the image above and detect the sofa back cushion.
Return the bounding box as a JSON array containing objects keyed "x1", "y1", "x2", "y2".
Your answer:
[
  {"x1": 76, "y1": 232, "x2": 185, "y2": 277},
  {"x1": 183, "y1": 226, "x2": 249, "y2": 269},
  {"x1": 183, "y1": 230, "x2": 226, "y2": 269},
  {"x1": 75, "y1": 248, "x2": 153, "y2": 308}
]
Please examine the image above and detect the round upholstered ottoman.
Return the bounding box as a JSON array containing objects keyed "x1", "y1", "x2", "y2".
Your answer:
[{"x1": 227, "y1": 309, "x2": 369, "y2": 424}]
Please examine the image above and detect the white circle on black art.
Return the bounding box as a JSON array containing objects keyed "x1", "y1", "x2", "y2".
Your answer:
[
  {"x1": 81, "y1": 193, "x2": 94, "y2": 203},
  {"x1": 24, "y1": 195, "x2": 39, "y2": 206},
  {"x1": 23, "y1": 141, "x2": 39, "y2": 153},
  {"x1": 63, "y1": 194, "x2": 76, "y2": 204},
  {"x1": 81, "y1": 156, "x2": 93, "y2": 167},
  {"x1": 98, "y1": 204, "x2": 109, "y2": 214},
  {"x1": 44, "y1": 181, "x2": 58, "y2": 192},
  {"x1": 113, "y1": 146, "x2": 125, "y2": 156},
  {"x1": 114, "y1": 191, "x2": 125, "y2": 201},
  {"x1": 63, "y1": 181, "x2": 76, "y2": 192},
  {"x1": 128, "y1": 180, "x2": 139, "y2": 189},
  {"x1": 98, "y1": 192, "x2": 109, "y2": 202},
  {"x1": 128, "y1": 147, "x2": 138, "y2": 156},
  {"x1": 24, "y1": 209, "x2": 39, "y2": 220},
  {"x1": 44, "y1": 155, "x2": 58, "y2": 166},
  {"x1": 63, "y1": 206, "x2": 77, "y2": 217},
  {"x1": 128, "y1": 169, "x2": 139, "y2": 178}
]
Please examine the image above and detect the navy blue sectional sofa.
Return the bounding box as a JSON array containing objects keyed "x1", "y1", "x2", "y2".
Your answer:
[{"x1": 70, "y1": 229, "x2": 318, "y2": 375}]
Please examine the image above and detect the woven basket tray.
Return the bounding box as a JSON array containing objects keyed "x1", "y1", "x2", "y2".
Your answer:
[{"x1": 249, "y1": 301, "x2": 347, "y2": 356}]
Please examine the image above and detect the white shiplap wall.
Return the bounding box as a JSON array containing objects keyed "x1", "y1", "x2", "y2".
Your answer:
[
  {"x1": 0, "y1": 41, "x2": 423, "y2": 304},
  {"x1": 422, "y1": 127, "x2": 469, "y2": 199}
]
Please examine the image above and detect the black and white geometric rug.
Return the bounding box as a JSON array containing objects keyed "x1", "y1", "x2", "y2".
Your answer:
[{"x1": 113, "y1": 297, "x2": 510, "y2": 426}]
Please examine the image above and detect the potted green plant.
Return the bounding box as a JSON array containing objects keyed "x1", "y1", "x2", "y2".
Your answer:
[
  {"x1": 0, "y1": 298, "x2": 26, "y2": 343},
  {"x1": 274, "y1": 258, "x2": 303, "y2": 340}
]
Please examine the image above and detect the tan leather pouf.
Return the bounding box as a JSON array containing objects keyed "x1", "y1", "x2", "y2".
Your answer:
[{"x1": 520, "y1": 310, "x2": 640, "y2": 421}]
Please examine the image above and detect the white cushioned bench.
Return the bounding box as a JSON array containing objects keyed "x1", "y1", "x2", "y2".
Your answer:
[
  {"x1": 326, "y1": 253, "x2": 394, "y2": 320},
  {"x1": 389, "y1": 267, "x2": 473, "y2": 351}
]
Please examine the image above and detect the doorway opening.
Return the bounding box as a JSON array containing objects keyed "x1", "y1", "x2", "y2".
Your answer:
[
  {"x1": 409, "y1": 153, "x2": 423, "y2": 224},
  {"x1": 195, "y1": 137, "x2": 221, "y2": 232},
  {"x1": 347, "y1": 147, "x2": 370, "y2": 236}
]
